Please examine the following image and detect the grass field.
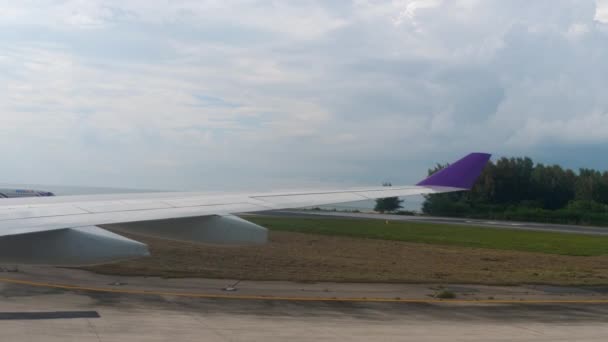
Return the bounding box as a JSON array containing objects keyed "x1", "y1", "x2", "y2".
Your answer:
[{"x1": 246, "y1": 216, "x2": 608, "y2": 256}]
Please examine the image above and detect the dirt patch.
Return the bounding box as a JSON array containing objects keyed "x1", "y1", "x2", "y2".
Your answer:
[{"x1": 84, "y1": 231, "x2": 608, "y2": 285}]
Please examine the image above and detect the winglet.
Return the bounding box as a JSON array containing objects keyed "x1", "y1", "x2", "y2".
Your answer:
[{"x1": 416, "y1": 152, "x2": 491, "y2": 189}]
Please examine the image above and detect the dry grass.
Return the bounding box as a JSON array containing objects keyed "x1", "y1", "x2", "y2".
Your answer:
[{"x1": 85, "y1": 230, "x2": 608, "y2": 285}]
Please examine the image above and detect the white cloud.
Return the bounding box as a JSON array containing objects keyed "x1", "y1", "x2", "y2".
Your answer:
[
  {"x1": 396, "y1": 0, "x2": 443, "y2": 25},
  {"x1": 565, "y1": 22, "x2": 590, "y2": 39},
  {"x1": 507, "y1": 111, "x2": 608, "y2": 146},
  {"x1": 2, "y1": 0, "x2": 608, "y2": 190},
  {"x1": 596, "y1": 0, "x2": 608, "y2": 22}
]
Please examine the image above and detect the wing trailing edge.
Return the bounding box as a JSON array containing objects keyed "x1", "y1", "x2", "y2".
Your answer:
[{"x1": 105, "y1": 214, "x2": 267, "y2": 245}]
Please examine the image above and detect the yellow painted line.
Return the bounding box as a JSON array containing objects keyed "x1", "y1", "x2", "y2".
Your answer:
[{"x1": 2, "y1": 276, "x2": 608, "y2": 304}]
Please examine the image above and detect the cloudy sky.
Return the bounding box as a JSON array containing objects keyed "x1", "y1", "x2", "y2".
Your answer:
[{"x1": 2, "y1": 0, "x2": 608, "y2": 191}]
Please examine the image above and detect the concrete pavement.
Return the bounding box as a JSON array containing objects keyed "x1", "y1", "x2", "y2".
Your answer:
[
  {"x1": 2, "y1": 267, "x2": 608, "y2": 340},
  {"x1": 5, "y1": 266, "x2": 608, "y2": 302},
  {"x1": 2, "y1": 279, "x2": 608, "y2": 341}
]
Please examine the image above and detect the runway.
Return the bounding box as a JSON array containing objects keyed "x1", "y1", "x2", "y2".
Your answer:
[
  {"x1": 256, "y1": 210, "x2": 608, "y2": 236},
  {"x1": 3, "y1": 267, "x2": 608, "y2": 341}
]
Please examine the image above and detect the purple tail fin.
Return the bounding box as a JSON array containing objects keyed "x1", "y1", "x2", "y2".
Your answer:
[{"x1": 416, "y1": 153, "x2": 491, "y2": 189}]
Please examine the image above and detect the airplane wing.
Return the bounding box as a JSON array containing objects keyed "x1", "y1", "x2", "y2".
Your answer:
[{"x1": 0, "y1": 153, "x2": 491, "y2": 265}]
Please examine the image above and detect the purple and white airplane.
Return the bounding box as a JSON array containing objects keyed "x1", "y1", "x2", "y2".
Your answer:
[{"x1": 0, "y1": 153, "x2": 490, "y2": 265}]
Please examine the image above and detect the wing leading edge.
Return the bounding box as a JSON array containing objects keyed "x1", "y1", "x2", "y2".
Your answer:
[{"x1": 0, "y1": 152, "x2": 491, "y2": 265}]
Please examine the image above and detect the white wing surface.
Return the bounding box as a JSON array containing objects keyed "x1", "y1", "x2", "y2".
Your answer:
[{"x1": 0, "y1": 153, "x2": 491, "y2": 265}]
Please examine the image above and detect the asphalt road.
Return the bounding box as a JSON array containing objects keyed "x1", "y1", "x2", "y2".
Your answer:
[{"x1": 254, "y1": 210, "x2": 608, "y2": 236}]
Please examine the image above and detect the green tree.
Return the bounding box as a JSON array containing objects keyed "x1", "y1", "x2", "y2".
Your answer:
[
  {"x1": 576, "y1": 168, "x2": 605, "y2": 202},
  {"x1": 530, "y1": 164, "x2": 575, "y2": 209},
  {"x1": 374, "y1": 182, "x2": 403, "y2": 213},
  {"x1": 491, "y1": 157, "x2": 534, "y2": 204},
  {"x1": 374, "y1": 197, "x2": 404, "y2": 213}
]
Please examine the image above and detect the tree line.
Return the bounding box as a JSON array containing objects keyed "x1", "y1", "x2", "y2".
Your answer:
[{"x1": 422, "y1": 156, "x2": 608, "y2": 225}]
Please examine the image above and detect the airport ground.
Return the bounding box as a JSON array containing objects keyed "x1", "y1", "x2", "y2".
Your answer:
[
  {"x1": 4, "y1": 213, "x2": 608, "y2": 341},
  {"x1": 263, "y1": 209, "x2": 608, "y2": 236},
  {"x1": 3, "y1": 266, "x2": 608, "y2": 341},
  {"x1": 86, "y1": 214, "x2": 608, "y2": 285}
]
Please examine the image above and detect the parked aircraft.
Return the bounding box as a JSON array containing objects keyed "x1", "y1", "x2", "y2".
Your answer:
[{"x1": 0, "y1": 188, "x2": 54, "y2": 198}]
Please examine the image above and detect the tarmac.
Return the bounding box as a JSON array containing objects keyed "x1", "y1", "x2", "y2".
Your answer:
[
  {"x1": 258, "y1": 210, "x2": 608, "y2": 236},
  {"x1": 3, "y1": 266, "x2": 608, "y2": 341}
]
